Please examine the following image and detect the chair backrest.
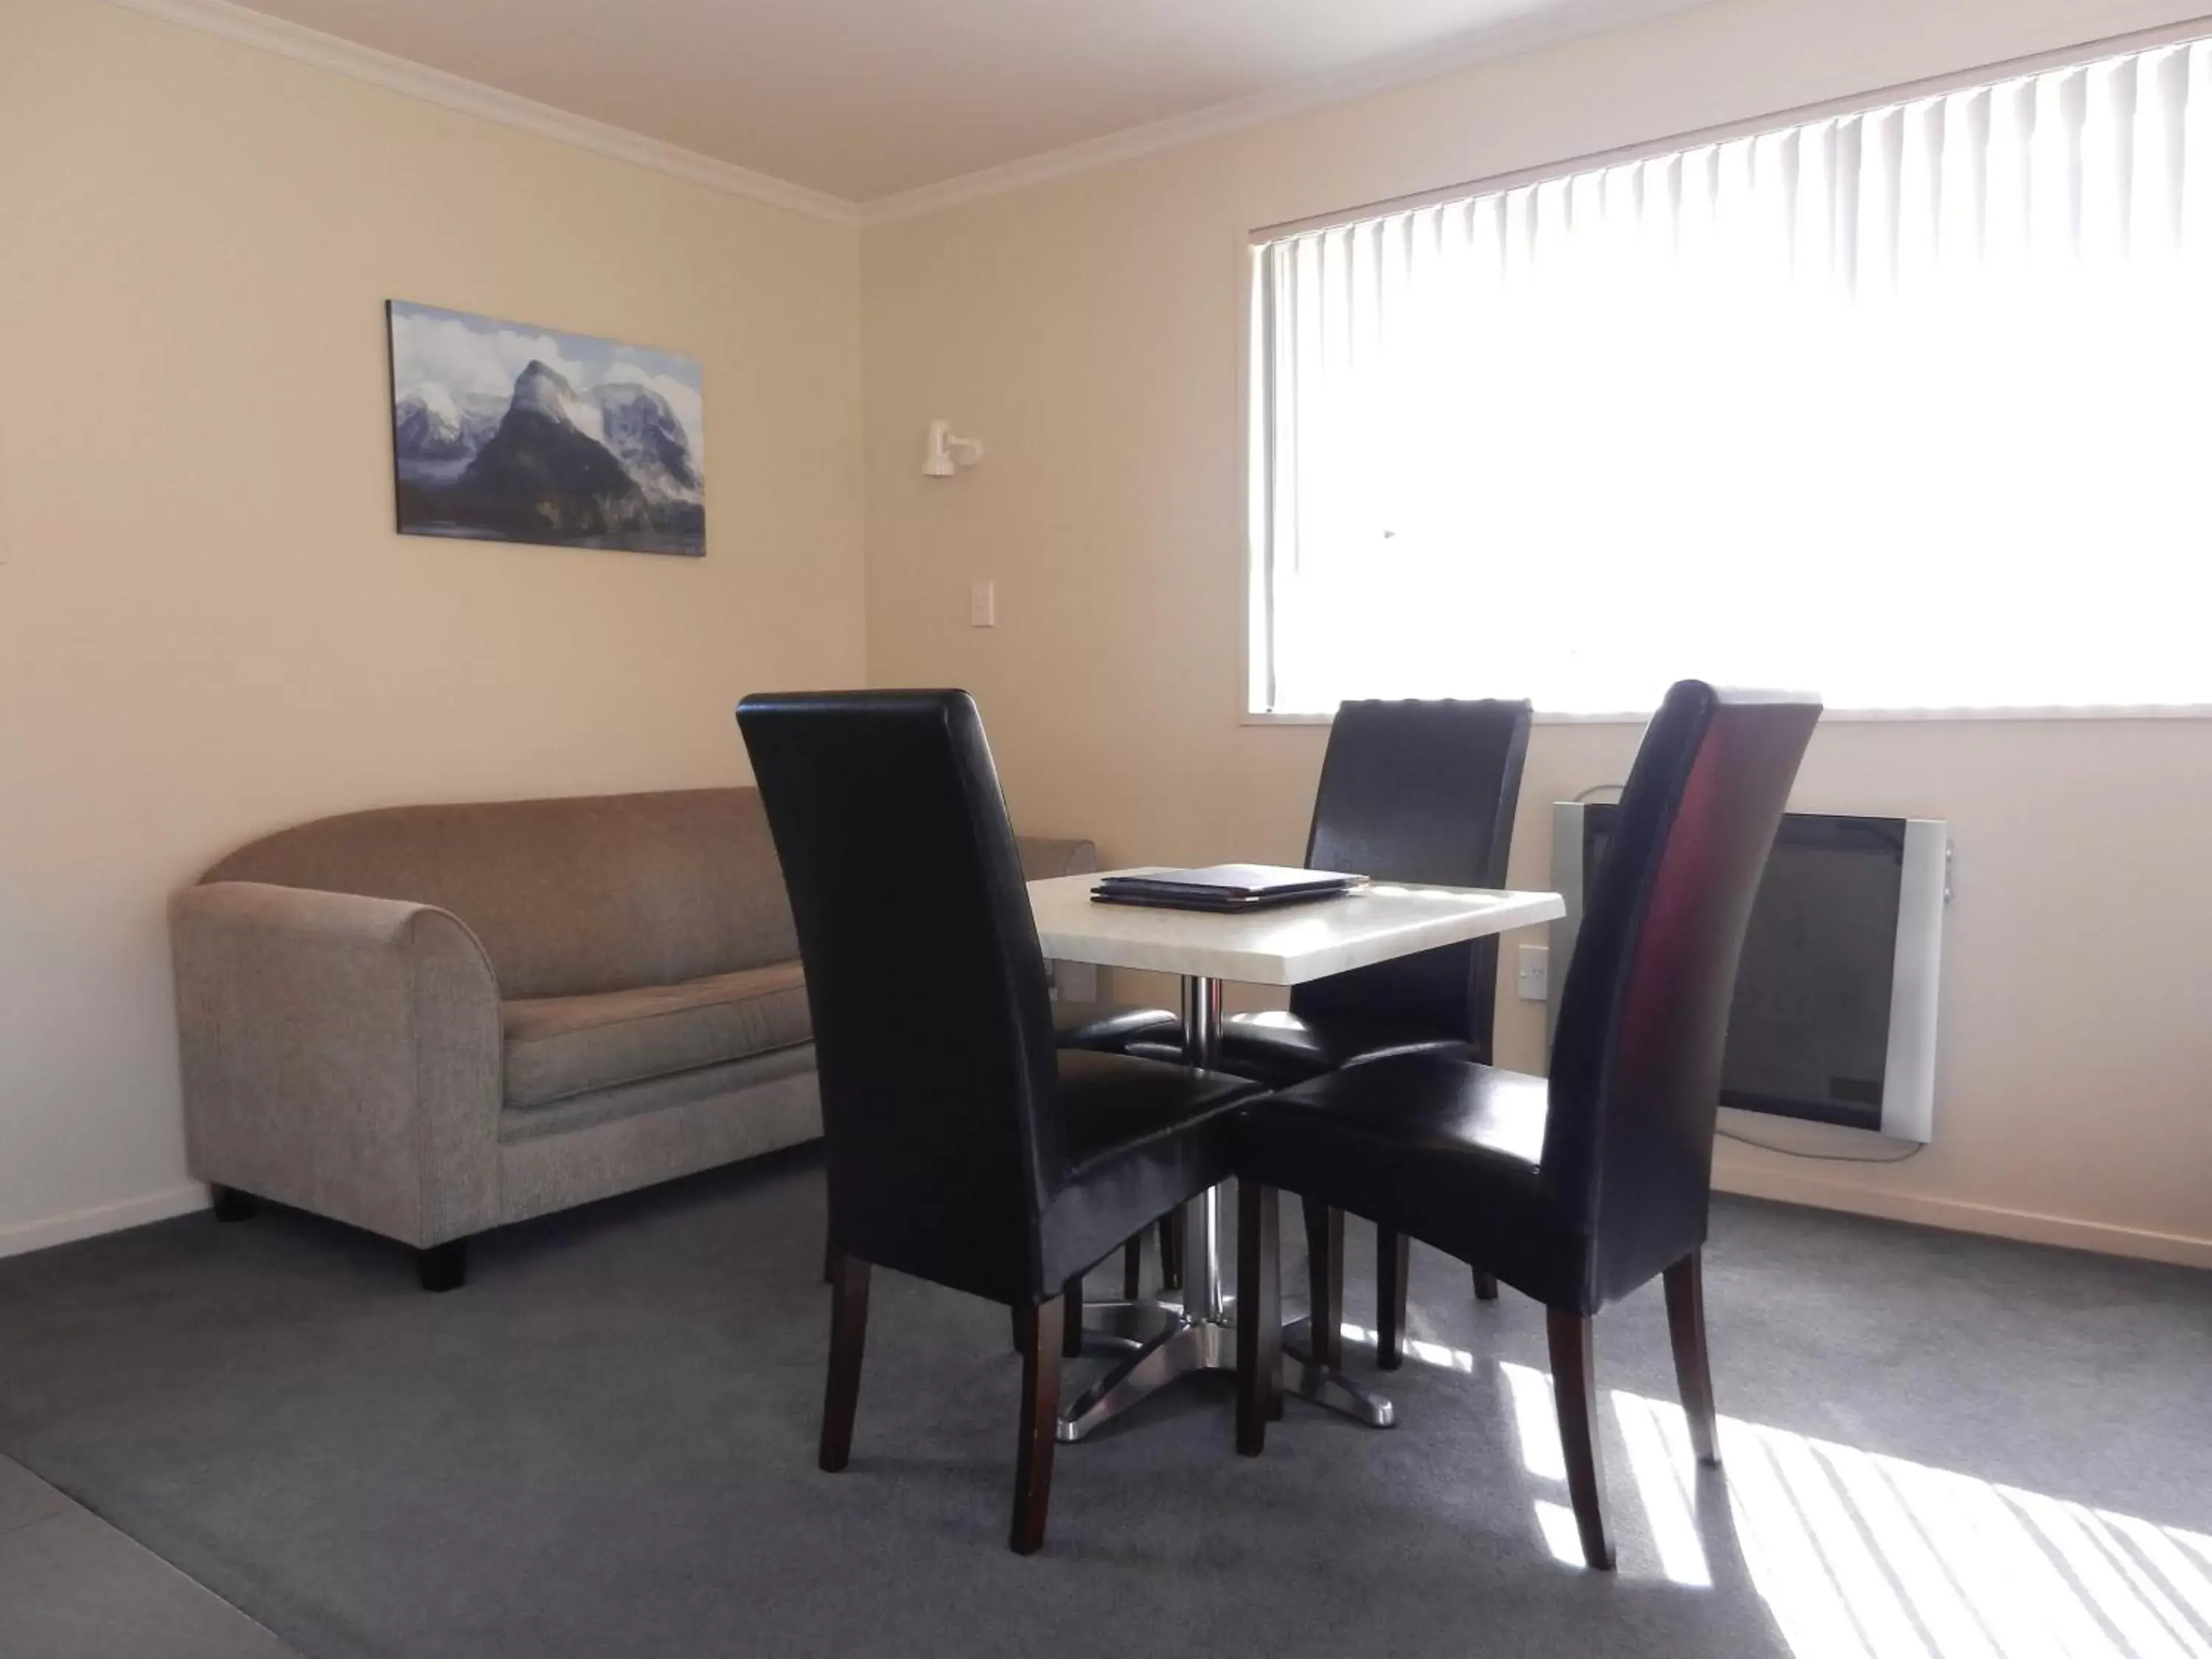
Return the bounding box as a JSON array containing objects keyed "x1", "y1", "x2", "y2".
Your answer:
[
  {"x1": 1292, "y1": 699, "x2": 1532, "y2": 1057},
  {"x1": 737, "y1": 690, "x2": 1062, "y2": 1307},
  {"x1": 1543, "y1": 681, "x2": 1820, "y2": 1307}
]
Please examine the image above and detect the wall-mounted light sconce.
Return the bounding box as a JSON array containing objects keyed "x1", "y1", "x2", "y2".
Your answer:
[{"x1": 923, "y1": 419, "x2": 985, "y2": 479}]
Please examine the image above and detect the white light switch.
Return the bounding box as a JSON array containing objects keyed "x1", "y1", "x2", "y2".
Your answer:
[
  {"x1": 969, "y1": 578, "x2": 996, "y2": 627},
  {"x1": 1516, "y1": 944, "x2": 1549, "y2": 1002}
]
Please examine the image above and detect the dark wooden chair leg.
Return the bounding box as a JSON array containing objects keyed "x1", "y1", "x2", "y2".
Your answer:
[
  {"x1": 1301, "y1": 1196, "x2": 1343, "y2": 1369},
  {"x1": 1663, "y1": 1250, "x2": 1720, "y2": 1467},
  {"x1": 820, "y1": 1253, "x2": 870, "y2": 1472},
  {"x1": 417, "y1": 1240, "x2": 466, "y2": 1293},
  {"x1": 1546, "y1": 1309, "x2": 1615, "y2": 1571},
  {"x1": 1010, "y1": 1295, "x2": 1064, "y2": 1554},
  {"x1": 1062, "y1": 1273, "x2": 1085, "y2": 1358},
  {"x1": 1236, "y1": 1179, "x2": 1281, "y2": 1455},
  {"x1": 210, "y1": 1186, "x2": 258, "y2": 1222},
  {"x1": 1121, "y1": 1238, "x2": 1143, "y2": 1301},
  {"x1": 1159, "y1": 1208, "x2": 1183, "y2": 1292},
  {"x1": 1473, "y1": 1268, "x2": 1500, "y2": 1302},
  {"x1": 1377, "y1": 1228, "x2": 1412, "y2": 1370}
]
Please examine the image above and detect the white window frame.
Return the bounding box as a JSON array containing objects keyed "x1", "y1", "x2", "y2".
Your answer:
[{"x1": 1239, "y1": 15, "x2": 2212, "y2": 727}]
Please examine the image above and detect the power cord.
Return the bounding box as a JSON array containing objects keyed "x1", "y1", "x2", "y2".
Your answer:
[
  {"x1": 1717, "y1": 1127, "x2": 1925, "y2": 1164},
  {"x1": 1572, "y1": 782, "x2": 1625, "y2": 802}
]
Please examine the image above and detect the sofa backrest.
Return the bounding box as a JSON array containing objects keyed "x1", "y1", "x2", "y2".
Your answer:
[{"x1": 200, "y1": 789, "x2": 799, "y2": 1000}]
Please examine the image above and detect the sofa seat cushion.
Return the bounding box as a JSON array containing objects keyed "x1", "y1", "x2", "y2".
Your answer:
[{"x1": 503, "y1": 961, "x2": 810, "y2": 1110}]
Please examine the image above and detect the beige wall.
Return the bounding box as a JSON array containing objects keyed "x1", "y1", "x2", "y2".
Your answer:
[
  {"x1": 865, "y1": 0, "x2": 2212, "y2": 1263},
  {"x1": 7, "y1": 0, "x2": 2208, "y2": 1267},
  {"x1": 0, "y1": 0, "x2": 863, "y2": 1248}
]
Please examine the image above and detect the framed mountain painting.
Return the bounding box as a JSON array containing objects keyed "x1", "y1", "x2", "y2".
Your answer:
[{"x1": 386, "y1": 301, "x2": 704, "y2": 557}]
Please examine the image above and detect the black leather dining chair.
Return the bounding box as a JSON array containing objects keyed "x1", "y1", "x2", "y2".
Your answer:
[
  {"x1": 1215, "y1": 698, "x2": 1531, "y2": 1368},
  {"x1": 1231, "y1": 682, "x2": 1820, "y2": 1571},
  {"x1": 818, "y1": 1006, "x2": 1188, "y2": 1300},
  {"x1": 737, "y1": 689, "x2": 1260, "y2": 1555},
  {"x1": 1052, "y1": 1004, "x2": 1189, "y2": 1298},
  {"x1": 1046, "y1": 959, "x2": 1183, "y2": 1295}
]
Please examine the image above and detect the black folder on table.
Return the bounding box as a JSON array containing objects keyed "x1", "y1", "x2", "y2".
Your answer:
[{"x1": 1090, "y1": 864, "x2": 1368, "y2": 913}]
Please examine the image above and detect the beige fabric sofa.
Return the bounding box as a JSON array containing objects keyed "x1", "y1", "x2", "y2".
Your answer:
[{"x1": 170, "y1": 787, "x2": 1099, "y2": 1287}]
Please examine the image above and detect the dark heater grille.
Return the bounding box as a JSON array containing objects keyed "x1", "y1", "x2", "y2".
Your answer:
[{"x1": 1581, "y1": 809, "x2": 1909, "y2": 1133}]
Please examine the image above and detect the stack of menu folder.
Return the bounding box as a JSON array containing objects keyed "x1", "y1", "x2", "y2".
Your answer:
[{"x1": 1090, "y1": 864, "x2": 1368, "y2": 914}]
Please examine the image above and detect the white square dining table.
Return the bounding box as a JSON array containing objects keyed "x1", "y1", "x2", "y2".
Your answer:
[{"x1": 1027, "y1": 870, "x2": 1565, "y2": 1442}]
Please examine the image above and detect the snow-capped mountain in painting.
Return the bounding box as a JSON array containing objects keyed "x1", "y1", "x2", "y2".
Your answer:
[
  {"x1": 387, "y1": 301, "x2": 705, "y2": 557},
  {"x1": 593, "y1": 380, "x2": 702, "y2": 505}
]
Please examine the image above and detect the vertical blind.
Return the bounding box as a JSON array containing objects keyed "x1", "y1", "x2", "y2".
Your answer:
[{"x1": 1250, "y1": 35, "x2": 2212, "y2": 716}]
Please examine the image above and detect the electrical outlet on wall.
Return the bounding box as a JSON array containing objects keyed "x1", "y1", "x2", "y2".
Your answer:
[
  {"x1": 1516, "y1": 944, "x2": 1549, "y2": 1001},
  {"x1": 968, "y1": 578, "x2": 996, "y2": 627}
]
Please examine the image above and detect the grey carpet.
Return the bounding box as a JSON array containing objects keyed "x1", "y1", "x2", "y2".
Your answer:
[{"x1": 0, "y1": 1149, "x2": 2206, "y2": 1659}]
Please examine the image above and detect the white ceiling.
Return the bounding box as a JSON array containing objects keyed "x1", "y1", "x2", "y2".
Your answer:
[{"x1": 209, "y1": 0, "x2": 1699, "y2": 206}]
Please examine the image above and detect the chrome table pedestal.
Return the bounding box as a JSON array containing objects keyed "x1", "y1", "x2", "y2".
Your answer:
[{"x1": 1056, "y1": 974, "x2": 1396, "y2": 1443}]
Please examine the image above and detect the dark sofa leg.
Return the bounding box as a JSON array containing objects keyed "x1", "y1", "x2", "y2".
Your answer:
[
  {"x1": 417, "y1": 1240, "x2": 467, "y2": 1293},
  {"x1": 1010, "y1": 1295, "x2": 1064, "y2": 1555},
  {"x1": 1546, "y1": 1309, "x2": 1615, "y2": 1571},
  {"x1": 210, "y1": 1186, "x2": 259, "y2": 1222}
]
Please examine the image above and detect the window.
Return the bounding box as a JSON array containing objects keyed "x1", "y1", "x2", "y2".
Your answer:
[{"x1": 1248, "y1": 33, "x2": 2212, "y2": 717}]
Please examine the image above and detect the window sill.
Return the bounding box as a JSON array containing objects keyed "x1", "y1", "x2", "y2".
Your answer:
[{"x1": 1242, "y1": 703, "x2": 2212, "y2": 728}]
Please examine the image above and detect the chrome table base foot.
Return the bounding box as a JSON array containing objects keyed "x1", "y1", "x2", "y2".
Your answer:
[
  {"x1": 1056, "y1": 1307, "x2": 1396, "y2": 1440},
  {"x1": 1279, "y1": 1346, "x2": 1397, "y2": 1428},
  {"x1": 1277, "y1": 1315, "x2": 1397, "y2": 1429},
  {"x1": 1065, "y1": 1298, "x2": 1186, "y2": 1360},
  {"x1": 1080, "y1": 1299, "x2": 1186, "y2": 1343},
  {"x1": 1055, "y1": 973, "x2": 1396, "y2": 1443},
  {"x1": 1057, "y1": 1318, "x2": 1232, "y2": 1443}
]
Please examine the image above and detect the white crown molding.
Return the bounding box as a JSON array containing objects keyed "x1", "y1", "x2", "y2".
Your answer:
[
  {"x1": 102, "y1": 0, "x2": 861, "y2": 226},
  {"x1": 858, "y1": 0, "x2": 1718, "y2": 225},
  {"x1": 105, "y1": 0, "x2": 1720, "y2": 231}
]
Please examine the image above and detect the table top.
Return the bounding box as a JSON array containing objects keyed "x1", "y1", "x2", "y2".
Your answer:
[{"x1": 1026, "y1": 869, "x2": 1565, "y2": 987}]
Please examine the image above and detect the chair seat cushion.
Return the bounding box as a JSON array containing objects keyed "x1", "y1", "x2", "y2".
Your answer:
[
  {"x1": 1236, "y1": 1052, "x2": 1595, "y2": 1311},
  {"x1": 1052, "y1": 998, "x2": 1182, "y2": 1054},
  {"x1": 503, "y1": 961, "x2": 810, "y2": 1110},
  {"x1": 1215, "y1": 1009, "x2": 1473, "y2": 1087},
  {"x1": 1042, "y1": 1050, "x2": 1260, "y2": 1284},
  {"x1": 1057, "y1": 1049, "x2": 1255, "y2": 1172}
]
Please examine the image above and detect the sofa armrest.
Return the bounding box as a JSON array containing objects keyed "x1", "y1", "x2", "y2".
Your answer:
[
  {"x1": 1015, "y1": 834, "x2": 1101, "y2": 1003},
  {"x1": 170, "y1": 881, "x2": 503, "y2": 1249}
]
